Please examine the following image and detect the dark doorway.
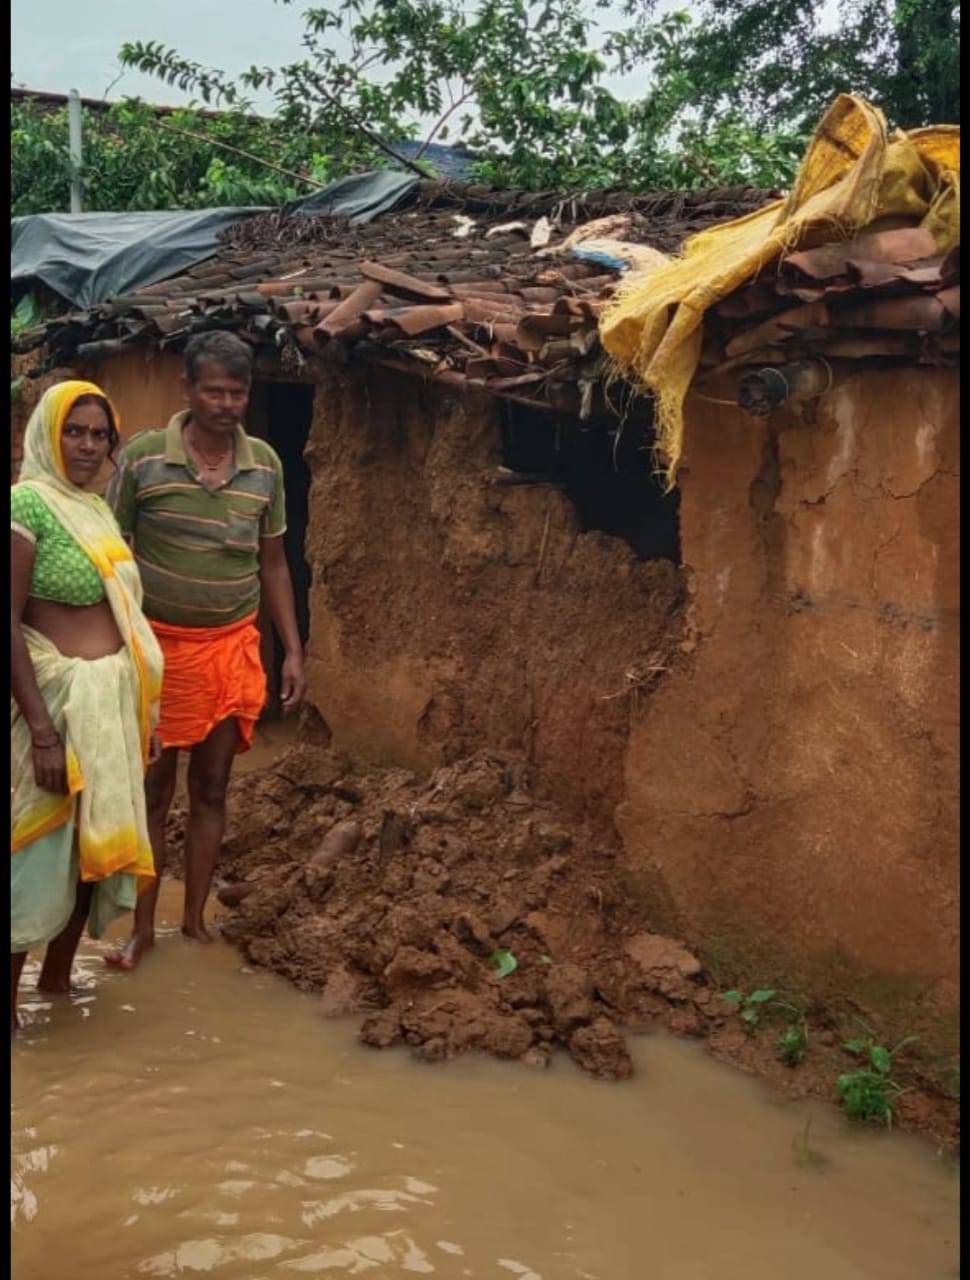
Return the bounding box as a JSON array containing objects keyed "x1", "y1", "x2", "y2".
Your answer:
[
  {"x1": 247, "y1": 380, "x2": 314, "y2": 717},
  {"x1": 501, "y1": 401, "x2": 680, "y2": 562}
]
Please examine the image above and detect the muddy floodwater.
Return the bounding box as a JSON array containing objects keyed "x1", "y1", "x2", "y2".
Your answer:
[{"x1": 12, "y1": 882, "x2": 958, "y2": 1280}]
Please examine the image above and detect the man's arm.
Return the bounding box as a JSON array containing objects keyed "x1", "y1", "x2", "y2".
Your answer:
[
  {"x1": 105, "y1": 446, "x2": 138, "y2": 544},
  {"x1": 258, "y1": 534, "x2": 305, "y2": 710}
]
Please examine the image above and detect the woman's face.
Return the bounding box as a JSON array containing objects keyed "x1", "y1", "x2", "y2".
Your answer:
[{"x1": 60, "y1": 401, "x2": 112, "y2": 488}]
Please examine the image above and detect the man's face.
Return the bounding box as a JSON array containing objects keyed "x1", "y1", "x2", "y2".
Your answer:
[{"x1": 185, "y1": 360, "x2": 251, "y2": 435}]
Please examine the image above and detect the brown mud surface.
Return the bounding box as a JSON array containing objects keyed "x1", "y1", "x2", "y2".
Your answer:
[{"x1": 168, "y1": 740, "x2": 959, "y2": 1154}]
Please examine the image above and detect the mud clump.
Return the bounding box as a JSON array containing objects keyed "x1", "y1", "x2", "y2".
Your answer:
[{"x1": 209, "y1": 745, "x2": 705, "y2": 1079}]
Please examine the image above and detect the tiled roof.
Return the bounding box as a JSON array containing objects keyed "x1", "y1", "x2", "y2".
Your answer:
[
  {"x1": 704, "y1": 227, "x2": 960, "y2": 385},
  {"x1": 26, "y1": 183, "x2": 771, "y2": 414},
  {"x1": 27, "y1": 182, "x2": 958, "y2": 413}
]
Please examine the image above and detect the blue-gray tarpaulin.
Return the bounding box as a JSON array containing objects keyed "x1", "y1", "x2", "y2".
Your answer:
[
  {"x1": 285, "y1": 170, "x2": 419, "y2": 221},
  {"x1": 10, "y1": 207, "x2": 267, "y2": 309},
  {"x1": 10, "y1": 170, "x2": 426, "y2": 309}
]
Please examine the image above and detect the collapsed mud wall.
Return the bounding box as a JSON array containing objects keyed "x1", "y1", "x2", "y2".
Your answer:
[
  {"x1": 304, "y1": 363, "x2": 958, "y2": 1051},
  {"x1": 303, "y1": 364, "x2": 685, "y2": 824}
]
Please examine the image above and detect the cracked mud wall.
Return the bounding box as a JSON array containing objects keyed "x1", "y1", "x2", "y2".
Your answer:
[
  {"x1": 619, "y1": 368, "x2": 959, "y2": 1042},
  {"x1": 303, "y1": 363, "x2": 957, "y2": 1043}
]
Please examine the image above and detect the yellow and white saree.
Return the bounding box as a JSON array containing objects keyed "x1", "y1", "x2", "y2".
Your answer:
[{"x1": 11, "y1": 381, "x2": 164, "y2": 951}]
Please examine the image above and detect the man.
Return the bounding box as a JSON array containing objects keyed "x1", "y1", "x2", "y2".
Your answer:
[{"x1": 105, "y1": 331, "x2": 305, "y2": 968}]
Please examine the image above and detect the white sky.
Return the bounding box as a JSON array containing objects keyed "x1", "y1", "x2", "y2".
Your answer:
[
  {"x1": 12, "y1": 0, "x2": 311, "y2": 108},
  {"x1": 11, "y1": 0, "x2": 842, "y2": 119}
]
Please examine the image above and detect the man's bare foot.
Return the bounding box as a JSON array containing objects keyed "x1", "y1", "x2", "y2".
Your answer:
[
  {"x1": 181, "y1": 922, "x2": 214, "y2": 944},
  {"x1": 35, "y1": 976, "x2": 74, "y2": 994},
  {"x1": 104, "y1": 933, "x2": 155, "y2": 971}
]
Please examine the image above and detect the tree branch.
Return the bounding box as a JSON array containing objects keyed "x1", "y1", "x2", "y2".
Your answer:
[
  {"x1": 298, "y1": 68, "x2": 429, "y2": 176},
  {"x1": 153, "y1": 119, "x2": 330, "y2": 189},
  {"x1": 414, "y1": 86, "x2": 475, "y2": 161}
]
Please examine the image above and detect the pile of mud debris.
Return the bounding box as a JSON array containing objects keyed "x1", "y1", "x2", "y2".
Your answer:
[
  {"x1": 161, "y1": 738, "x2": 959, "y2": 1149},
  {"x1": 181, "y1": 743, "x2": 710, "y2": 1080}
]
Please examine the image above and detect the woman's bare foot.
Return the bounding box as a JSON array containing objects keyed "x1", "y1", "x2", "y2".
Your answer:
[
  {"x1": 181, "y1": 921, "x2": 214, "y2": 944},
  {"x1": 104, "y1": 933, "x2": 155, "y2": 971}
]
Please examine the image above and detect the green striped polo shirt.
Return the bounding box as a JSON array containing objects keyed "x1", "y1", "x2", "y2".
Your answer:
[{"x1": 107, "y1": 411, "x2": 286, "y2": 627}]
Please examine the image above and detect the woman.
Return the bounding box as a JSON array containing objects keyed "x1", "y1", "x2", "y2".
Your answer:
[{"x1": 11, "y1": 380, "x2": 163, "y2": 1031}]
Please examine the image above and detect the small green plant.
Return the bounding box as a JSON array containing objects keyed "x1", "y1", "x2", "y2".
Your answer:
[
  {"x1": 722, "y1": 986, "x2": 808, "y2": 1063},
  {"x1": 489, "y1": 949, "x2": 518, "y2": 979},
  {"x1": 721, "y1": 987, "x2": 777, "y2": 1031},
  {"x1": 836, "y1": 1035, "x2": 918, "y2": 1128},
  {"x1": 777, "y1": 1020, "x2": 809, "y2": 1066}
]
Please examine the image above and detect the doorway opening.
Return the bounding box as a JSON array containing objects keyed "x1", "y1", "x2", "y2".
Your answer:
[{"x1": 247, "y1": 380, "x2": 314, "y2": 719}]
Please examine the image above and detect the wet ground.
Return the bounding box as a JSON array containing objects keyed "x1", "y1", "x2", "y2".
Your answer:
[{"x1": 11, "y1": 883, "x2": 959, "y2": 1279}]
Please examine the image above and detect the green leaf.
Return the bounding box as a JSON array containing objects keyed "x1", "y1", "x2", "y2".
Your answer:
[
  {"x1": 741, "y1": 1008, "x2": 759, "y2": 1025},
  {"x1": 842, "y1": 1039, "x2": 867, "y2": 1055},
  {"x1": 747, "y1": 989, "x2": 777, "y2": 1004},
  {"x1": 776, "y1": 1024, "x2": 807, "y2": 1065},
  {"x1": 869, "y1": 1046, "x2": 892, "y2": 1075},
  {"x1": 489, "y1": 948, "x2": 518, "y2": 979},
  {"x1": 21, "y1": 0, "x2": 939, "y2": 213},
  {"x1": 721, "y1": 990, "x2": 743, "y2": 1004}
]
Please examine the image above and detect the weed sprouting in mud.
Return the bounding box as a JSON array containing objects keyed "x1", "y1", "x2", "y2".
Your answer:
[
  {"x1": 721, "y1": 987, "x2": 778, "y2": 1030},
  {"x1": 721, "y1": 987, "x2": 809, "y2": 1065},
  {"x1": 489, "y1": 949, "x2": 518, "y2": 979},
  {"x1": 776, "y1": 1021, "x2": 809, "y2": 1066},
  {"x1": 836, "y1": 1035, "x2": 919, "y2": 1128},
  {"x1": 791, "y1": 1117, "x2": 829, "y2": 1171}
]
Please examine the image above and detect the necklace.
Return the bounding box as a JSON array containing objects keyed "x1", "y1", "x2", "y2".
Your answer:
[{"x1": 186, "y1": 429, "x2": 232, "y2": 472}]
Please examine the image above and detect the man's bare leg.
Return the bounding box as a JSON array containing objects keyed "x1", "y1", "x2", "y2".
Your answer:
[
  {"x1": 104, "y1": 747, "x2": 179, "y2": 970},
  {"x1": 37, "y1": 882, "x2": 95, "y2": 992},
  {"x1": 11, "y1": 952, "x2": 27, "y2": 1033},
  {"x1": 182, "y1": 717, "x2": 239, "y2": 942}
]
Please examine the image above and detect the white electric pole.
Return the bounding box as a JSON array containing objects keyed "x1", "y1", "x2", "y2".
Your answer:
[{"x1": 68, "y1": 89, "x2": 83, "y2": 213}]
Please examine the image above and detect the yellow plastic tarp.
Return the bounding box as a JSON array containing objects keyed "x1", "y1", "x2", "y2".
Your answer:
[{"x1": 599, "y1": 94, "x2": 960, "y2": 487}]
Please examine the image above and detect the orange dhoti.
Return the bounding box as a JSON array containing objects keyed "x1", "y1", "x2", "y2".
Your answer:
[{"x1": 150, "y1": 613, "x2": 266, "y2": 753}]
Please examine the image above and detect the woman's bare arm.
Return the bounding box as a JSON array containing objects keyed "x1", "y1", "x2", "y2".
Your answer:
[{"x1": 11, "y1": 533, "x2": 67, "y2": 792}]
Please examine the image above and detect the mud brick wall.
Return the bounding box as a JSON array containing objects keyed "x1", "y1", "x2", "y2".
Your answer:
[
  {"x1": 10, "y1": 357, "x2": 69, "y2": 482},
  {"x1": 9, "y1": 350, "x2": 185, "y2": 486},
  {"x1": 619, "y1": 368, "x2": 959, "y2": 1048},
  {"x1": 303, "y1": 362, "x2": 958, "y2": 1050}
]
